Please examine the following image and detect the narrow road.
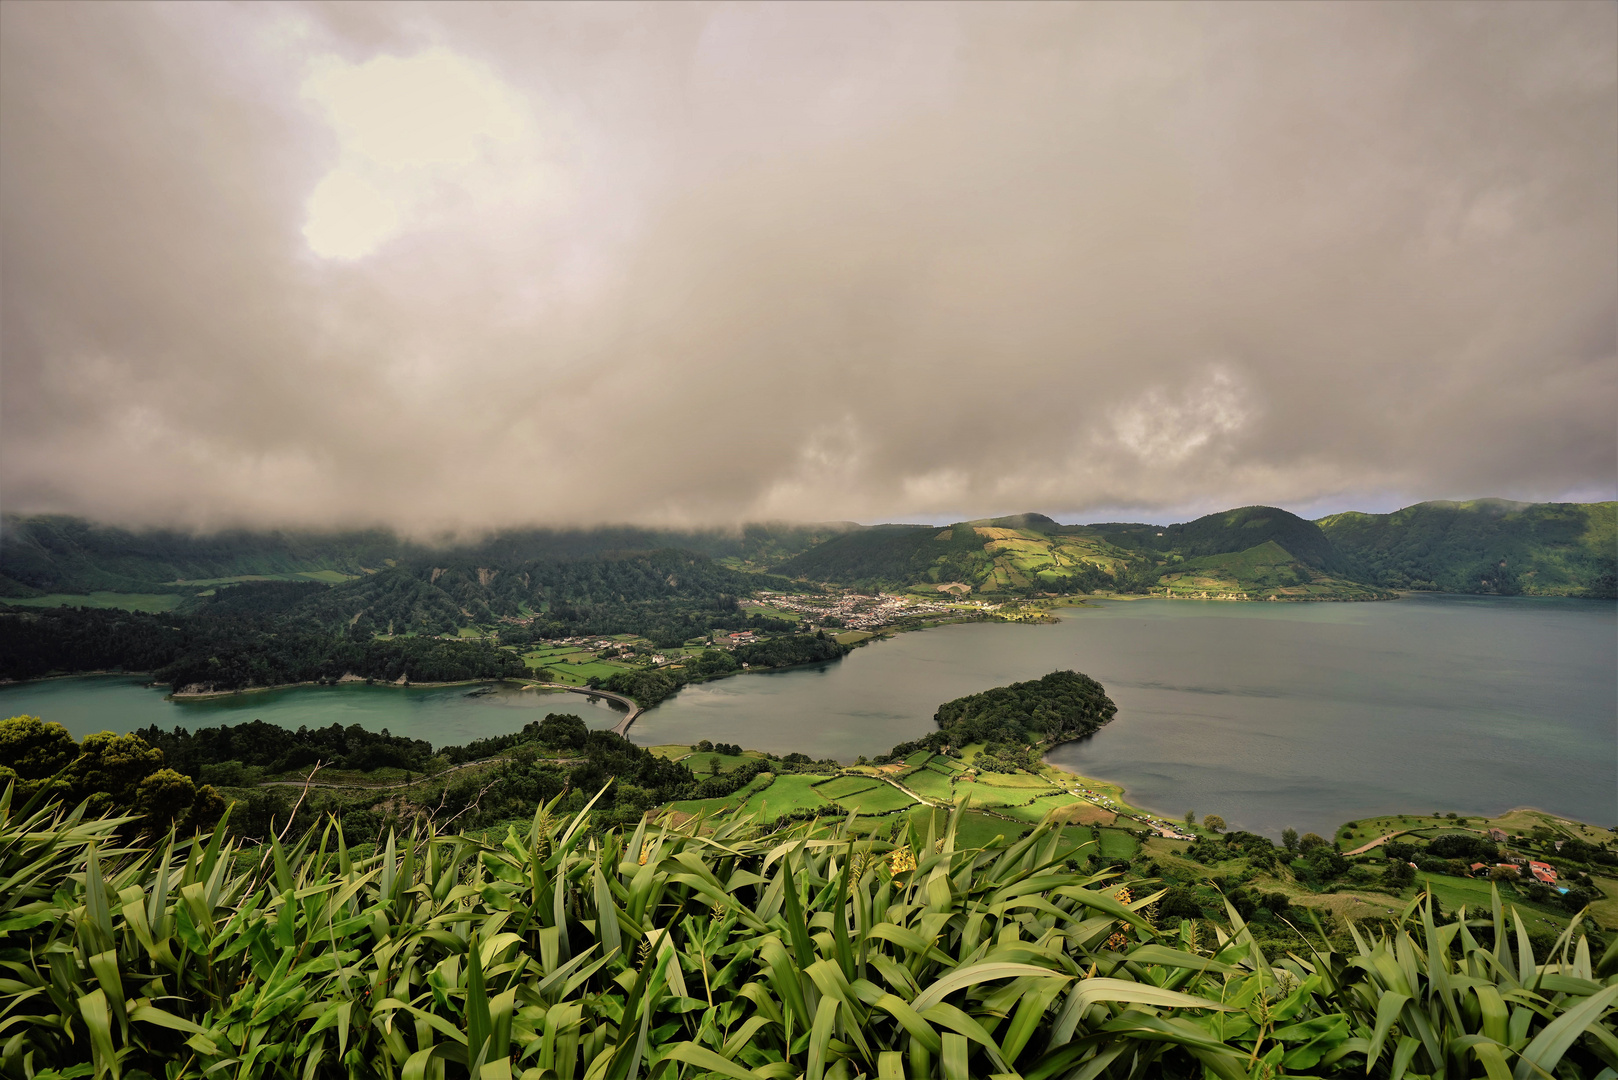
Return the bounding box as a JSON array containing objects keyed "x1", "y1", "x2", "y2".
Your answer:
[
  {"x1": 531, "y1": 683, "x2": 644, "y2": 737},
  {"x1": 1344, "y1": 831, "x2": 1409, "y2": 856}
]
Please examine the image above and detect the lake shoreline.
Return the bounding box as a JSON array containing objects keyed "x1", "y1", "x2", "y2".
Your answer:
[{"x1": 168, "y1": 676, "x2": 517, "y2": 700}]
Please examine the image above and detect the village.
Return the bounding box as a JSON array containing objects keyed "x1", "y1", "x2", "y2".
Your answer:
[{"x1": 754, "y1": 588, "x2": 984, "y2": 631}]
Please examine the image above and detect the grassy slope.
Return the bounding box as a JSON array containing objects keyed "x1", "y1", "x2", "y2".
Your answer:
[
  {"x1": 1159, "y1": 541, "x2": 1393, "y2": 600},
  {"x1": 771, "y1": 520, "x2": 1132, "y2": 594}
]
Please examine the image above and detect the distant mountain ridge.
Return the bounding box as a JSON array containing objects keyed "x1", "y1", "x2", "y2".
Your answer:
[
  {"x1": 0, "y1": 516, "x2": 847, "y2": 597},
  {"x1": 3, "y1": 497, "x2": 1612, "y2": 605}
]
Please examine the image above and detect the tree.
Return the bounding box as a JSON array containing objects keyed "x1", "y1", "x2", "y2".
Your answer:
[
  {"x1": 1203, "y1": 815, "x2": 1226, "y2": 834},
  {"x1": 1490, "y1": 865, "x2": 1521, "y2": 884},
  {"x1": 537, "y1": 713, "x2": 588, "y2": 751},
  {"x1": 135, "y1": 768, "x2": 198, "y2": 831},
  {"x1": 1184, "y1": 810, "x2": 1196, "y2": 826},
  {"x1": 1281, "y1": 827, "x2": 1299, "y2": 854},
  {"x1": 67, "y1": 731, "x2": 164, "y2": 814},
  {"x1": 0, "y1": 715, "x2": 77, "y2": 798},
  {"x1": 1307, "y1": 846, "x2": 1348, "y2": 881},
  {"x1": 1298, "y1": 832, "x2": 1327, "y2": 853}
]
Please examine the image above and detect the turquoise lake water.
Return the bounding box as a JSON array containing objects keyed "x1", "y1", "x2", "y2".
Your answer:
[{"x1": 3, "y1": 594, "x2": 1612, "y2": 837}]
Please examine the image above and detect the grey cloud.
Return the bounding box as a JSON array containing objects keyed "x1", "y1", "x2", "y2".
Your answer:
[{"x1": 2, "y1": 1, "x2": 1612, "y2": 534}]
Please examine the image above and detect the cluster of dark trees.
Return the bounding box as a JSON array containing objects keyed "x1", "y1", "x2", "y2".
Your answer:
[
  {"x1": 734, "y1": 633, "x2": 849, "y2": 668},
  {"x1": 156, "y1": 634, "x2": 524, "y2": 692},
  {"x1": 1386, "y1": 833, "x2": 1500, "y2": 864},
  {"x1": 134, "y1": 719, "x2": 437, "y2": 780},
  {"x1": 882, "y1": 670, "x2": 1117, "y2": 762},
  {"x1": 1185, "y1": 830, "x2": 1285, "y2": 872},
  {"x1": 772, "y1": 524, "x2": 989, "y2": 592},
  {"x1": 290, "y1": 552, "x2": 810, "y2": 647},
  {"x1": 597, "y1": 635, "x2": 849, "y2": 707},
  {"x1": 0, "y1": 605, "x2": 191, "y2": 679},
  {"x1": 0, "y1": 542, "x2": 822, "y2": 689},
  {"x1": 0, "y1": 715, "x2": 225, "y2": 834},
  {"x1": 0, "y1": 598, "x2": 527, "y2": 690},
  {"x1": 692, "y1": 740, "x2": 743, "y2": 755},
  {"x1": 9, "y1": 705, "x2": 786, "y2": 841},
  {"x1": 1157, "y1": 883, "x2": 1292, "y2": 924}
]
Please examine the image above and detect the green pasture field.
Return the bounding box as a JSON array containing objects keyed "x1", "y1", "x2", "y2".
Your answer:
[
  {"x1": 1097, "y1": 828, "x2": 1141, "y2": 860},
  {"x1": 965, "y1": 770, "x2": 1054, "y2": 789},
  {"x1": 297, "y1": 569, "x2": 354, "y2": 583},
  {"x1": 522, "y1": 647, "x2": 586, "y2": 662},
  {"x1": 903, "y1": 750, "x2": 934, "y2": 768},
  {"x1": 829, "y1": 783, "x2": 915, "y2": 816},
  {"x1": 905, "y1": 806, "x2": 1029, "y2": 850},
  {"x1": 1406, "y1": 827, "x2": 1485, "y2": 841},
  {"x1": 742, "y1": 604, "x2": 800, "y2": 621},
  {"x1": 956, "y1": 782, "x2": 1043, "y2": 809},
  {"x1": 531, "y1": 666, "x2": 587, "y2": 685},
  {"x1": 161, "y1": 570, "x2": 356, "y2": 587},
  {"x1": 814, "y1": 775, "x2": 884, "y2": 800},
  {"x1": 4, "y1": 591, "x2": 186, "y2": 613},
  {"x1": 665, "y1": 773, "x2": 777, "y2": 819},
  {"x1": 738, "y1": 774, "x2": 832, "y2": 820},
  {"x1": 681, "y1": 751, "x2": 760, "y2": 775},
  {"x1": 898, "y1": 769, "x2": 957, "y2": 801},
  {"x1": 1416, "y1": 873, "x2": 1572, "y2": 931},
  {"x1": 548, "y1": 660, "x2": 632, "y2": 683},
  {"x1": 833, "y1": 631, "x2": 874, "y2": 645},
  {"x1": 998, "y1": 791, "x2": 1087, "y2": 824}
]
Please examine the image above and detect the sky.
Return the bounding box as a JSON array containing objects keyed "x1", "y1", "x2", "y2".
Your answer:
[{"x1": 2, "y1": 1, "x2": 1614, "y2": 535}]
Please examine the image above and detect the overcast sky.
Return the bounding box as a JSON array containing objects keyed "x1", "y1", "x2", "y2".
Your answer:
[{"x1": 2, "y1": 1, "x2": 1613, "y2": 534}]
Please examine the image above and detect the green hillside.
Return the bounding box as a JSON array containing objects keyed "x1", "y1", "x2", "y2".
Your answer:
[
  {"x1": 1100, "y1": 505, "x2": 1338, "y2": 568},
  {"x1": 0, "y1": 516, "x2": 396, "y2": 596},
  {"x1": 771, "y1": 520, "x2": 1129, "y2": 594},
  {"x1": 769, "y1": 507, "x2": 1366, "y2": 599},
  {"x1": 1156, "y1": 540, "x2": 1392, "y2": 601},
  {"x1": 0, "y1": 516, "x2": 839, "y2": 598},
  {"x1": 1318, "y1": 499, "x2": 1616, "y2": 597},
  {"x1": 7, "y1": 499, "x2": 1612, "y2": 608}
]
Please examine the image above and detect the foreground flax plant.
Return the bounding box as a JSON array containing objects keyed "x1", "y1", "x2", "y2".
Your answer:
[{"x1": 1, "y1": 783, "x2": 1613, "y2": 1079}]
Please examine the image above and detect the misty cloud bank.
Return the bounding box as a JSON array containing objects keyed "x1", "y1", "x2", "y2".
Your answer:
[{"x1": 2, "y1": 2, "x2": 1613, "y2": 534}]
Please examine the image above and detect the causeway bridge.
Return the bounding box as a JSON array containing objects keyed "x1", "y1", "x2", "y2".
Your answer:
[{"x1": 532, "y1": 683, "x2": 644, "y2": 737}]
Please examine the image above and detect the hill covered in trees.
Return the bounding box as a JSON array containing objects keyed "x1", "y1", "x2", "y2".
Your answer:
[
  {"x1": 770, "y1": 508, "x2": 1375, "y2": 599},
  {"x1": 1318, "y1": 499, "x2": 1616, "y2": 597},
  {"x1": 0, "y1": 515, "x2": 843, "y2": 597},
  {"x1": 769, "y1": 501, "x2": 1613, "y2": 599},
  {"x1": 4, "y1": 498, "x2": 1611, "y2": 625},
  {"x1": 885, "y1": 670, "x2": 1118, "y2": 762}
]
